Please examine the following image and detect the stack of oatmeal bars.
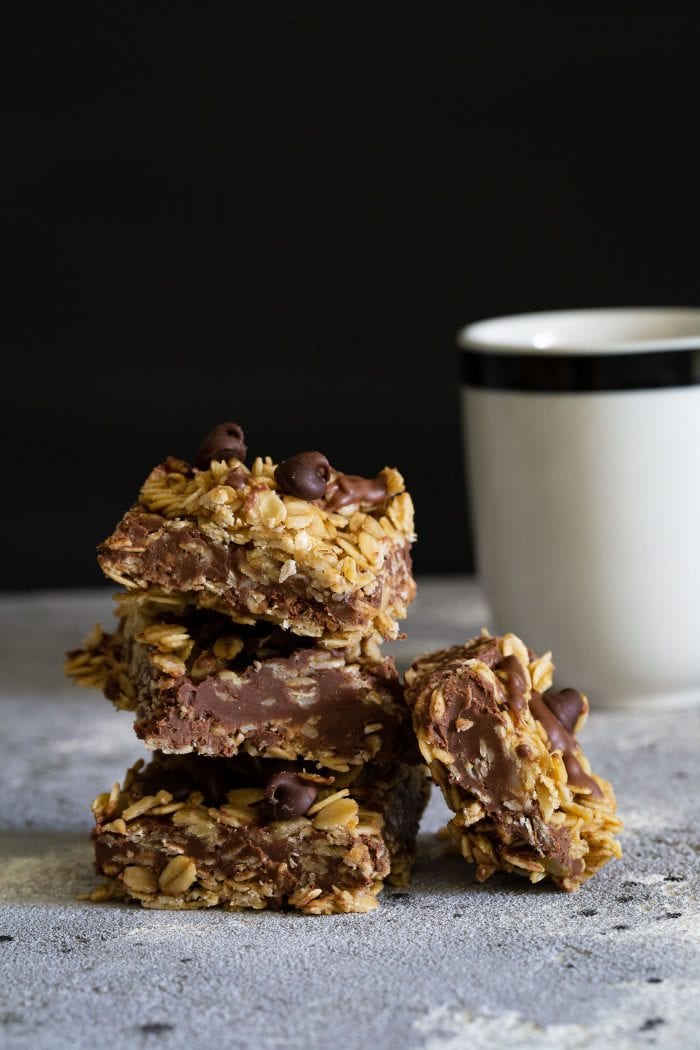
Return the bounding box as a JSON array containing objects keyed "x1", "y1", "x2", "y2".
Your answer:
[{"x1": 66, "y1": 423, "x2": 428, "y2": 913}]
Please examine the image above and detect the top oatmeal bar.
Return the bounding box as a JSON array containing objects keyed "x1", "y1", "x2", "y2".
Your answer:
[{"x1": 98, "y1": 425, "x2": 416, "y2": 649}]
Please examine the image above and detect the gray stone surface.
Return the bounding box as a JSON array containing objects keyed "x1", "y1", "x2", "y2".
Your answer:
[{"x1": 1, "y1": 581, "x2": 699, "y2": 1050}]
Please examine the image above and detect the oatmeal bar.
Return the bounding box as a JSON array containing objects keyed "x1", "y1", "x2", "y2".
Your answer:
[
  {"x1": 97, "y1": 424, "x2": 416, "y2": 648},
  {"x1": 404, "y1": 631, "x2": 622, "y2": 891},
  {"x1": 65, "y1": 596, "x2": 416, "y2": 769},
  {"x1": 88, "y1": 753, "x2": 429, "y2": 913}
]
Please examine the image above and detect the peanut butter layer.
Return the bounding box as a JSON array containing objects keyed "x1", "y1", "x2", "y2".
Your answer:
[
  {"x1": 97, "y1": 450, "x2": 416, "y2": 648},
  {"x1": 87, "y1": 753, "x2": 430, "y2": 913},
  {"x1": 404, "y1": 631, "x2": 622, "y2": 891},
  {"x1": 65, "y1": 595, "x2": 417, "y2": 770}
]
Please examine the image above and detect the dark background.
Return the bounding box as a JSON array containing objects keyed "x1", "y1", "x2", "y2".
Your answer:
[{"x1": 4, "y1": 5, "x2": 699, "y2": 589}]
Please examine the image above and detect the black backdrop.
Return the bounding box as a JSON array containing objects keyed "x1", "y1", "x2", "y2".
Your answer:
[{"x1": 4, "y1": 5, "x2": 699, "y2": 589}]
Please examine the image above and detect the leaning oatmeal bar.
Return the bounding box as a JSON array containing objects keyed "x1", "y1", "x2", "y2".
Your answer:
[
  {"x1": 65, "y1": 593, "x2": 416, "y2": 769},
  {"x1": 404, "y1": 631, "x2": 622, "y2": 891},
  {"x1": 97, "y1": 424, "x2": 416, "y2": 650},
  {"x1": 88, "y1": 753, "x2": 429, "y2": 913}
]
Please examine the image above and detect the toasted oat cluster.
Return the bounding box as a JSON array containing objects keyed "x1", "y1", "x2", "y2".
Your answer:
[
  {"x1": 98, "y1": 448, "x2": 415, "y2": 649},
  {"x1": 87, "y1": 754, "x2": 429, "y2": 913},
  {"x1": 68, "y1": 423, "x2": 425, "y2": 913},
  {"x1": 66, "y1": 592, "x2": 416, "y2": 769},
  {"x1": 404, "y1": 631, "x2": 622, "y2": 891}
]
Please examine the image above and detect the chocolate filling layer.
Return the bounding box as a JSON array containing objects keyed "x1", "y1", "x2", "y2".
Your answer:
[{"x1": 136, "y1": 648, "x2": 413, "y2": 763}]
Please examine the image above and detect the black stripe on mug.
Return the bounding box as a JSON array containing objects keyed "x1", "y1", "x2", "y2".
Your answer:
[{"x1": 460, "y1": 348, "x2": 700, "y2": 392}]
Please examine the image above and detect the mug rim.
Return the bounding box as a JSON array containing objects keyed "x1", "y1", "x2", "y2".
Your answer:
[{"x1": 457, "y1": 307, "x2": 700, "y2": 356}]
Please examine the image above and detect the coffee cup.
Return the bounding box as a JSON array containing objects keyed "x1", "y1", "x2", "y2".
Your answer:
[{"x1": 457, "y1": 307, "x2": 700, "y2": 708}]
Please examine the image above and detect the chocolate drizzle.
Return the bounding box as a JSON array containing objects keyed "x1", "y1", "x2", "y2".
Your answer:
[
  {"x1": 529, "y1": 692, "x2": 601, "y2": 797},
  {"x1": 325, "y1": 472, "x2": 388, "y2": 511},
  {"x1": 543, "y1": 687, "x2": 586, "y2": 734},
  {"x1": 500, "y1": 654, "x2": 529, "y2": 715}
]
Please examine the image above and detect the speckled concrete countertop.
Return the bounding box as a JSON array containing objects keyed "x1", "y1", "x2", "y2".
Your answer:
[{"x1": 1, "y1": 581, "x2": 699, "y2": 1050}]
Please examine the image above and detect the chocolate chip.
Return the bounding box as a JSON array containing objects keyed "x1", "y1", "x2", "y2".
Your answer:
[
  {"x1": 194, "y1": 423, "x2": 247, "y2": 469},
  {"x1": 265, "y1": 771, "x2": 317, "y2": 820},
  {"x1": 275, "y1": 451, "x2": 331, "y2": 500}
]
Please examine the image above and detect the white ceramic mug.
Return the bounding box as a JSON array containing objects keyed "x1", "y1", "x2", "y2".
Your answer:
[{"x1": 457, "y1": 308, "x2": 700, "y2": 709}]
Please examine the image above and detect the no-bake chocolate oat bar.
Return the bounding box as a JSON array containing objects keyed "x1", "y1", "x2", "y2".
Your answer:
[
  {"x1": 404, "y1": 631, "x2": 622, "y2": 891},
  {"x1": 88, "y1": 753, "x2": 429, "y2": 913},
  {"x1": 66, "y1": 594, "x2": 416, "y2": 770},
  {"x1": 97, "y1": 425, "x2": 416, "y2": 649},
  {"x1": 68, "y1": 422, "x2": 425, "y2": 915}
]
